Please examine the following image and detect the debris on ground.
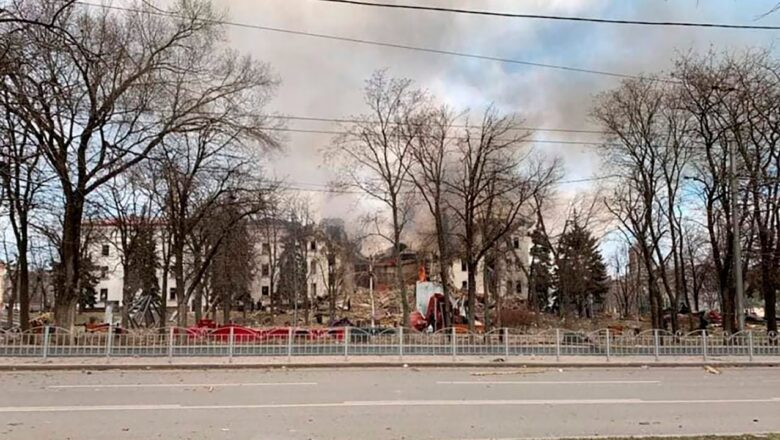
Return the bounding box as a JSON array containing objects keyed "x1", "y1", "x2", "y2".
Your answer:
[{"x1": 704, "y1": 365, "x2": 721, "y2": 375}]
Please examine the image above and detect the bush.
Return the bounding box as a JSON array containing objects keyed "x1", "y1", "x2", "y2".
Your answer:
[{"x1": 500, "y1": 308, "x2": 537, "y2": 329}]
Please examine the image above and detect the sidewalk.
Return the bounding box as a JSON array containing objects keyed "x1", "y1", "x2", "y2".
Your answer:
[{"x1": 0, "y1": 355, "x2": 777, "y2": 370}]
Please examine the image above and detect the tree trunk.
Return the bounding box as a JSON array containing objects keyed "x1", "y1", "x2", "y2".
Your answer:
[
  {"x1": 222, "y1": 292, "x2": 231, "y2": 324},
  {"x1": 192, "y1": 245, "x2": 203, "y2": 322},
  {"x1": 761, "y1": 258, "x2": 777, "y2": 334},
  {"x1": 174, "y1": 232, "x2": 187, "y2": 328},
  {"x1": 467, "y1": 262, "x2": 477, "y2": 332},
  {"x1": 160, "y1": 259, "x2": 169, "y2": 329},
  {"x1": 393, "y1": 227, "x2": 409, "y2": 328},
  {"x1": 17, "y1": 246, "x2": 30, "y2": 331},
  {"x1": 54, "y1": 196, "x2": 84, "y2": 329},
  {"x1": 328, "y1": 255, "x2": 336, "y2": 323},
  {"x1": 435, "y1": 211, "x2": 453, "y2": 327},
  {"x1": 482, "y1": 259, "x2": 491, "y2": 330},
  {"x1": 6, "y1": 275, "x2": 16, "y2": 329},
  {"x1": 121, "y1": 262, "x2": 132, "y2": 329}
]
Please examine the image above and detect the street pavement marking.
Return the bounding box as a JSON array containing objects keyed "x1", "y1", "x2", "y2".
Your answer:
[
  {"x1": 48, "y1": 382, "x2": 317, "y2": 389},
  {"x1": 437, "y1": 380, "x2": 661, "y2": 385},
  {"x1": 2, "y1": 397, "x2": 779, "y2": 413}
]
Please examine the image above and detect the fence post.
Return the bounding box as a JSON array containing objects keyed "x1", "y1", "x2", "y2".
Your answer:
[
  {"x1": 748, "y1": 330, "x2": 754, "y2": 362},
  {"x1": 106, "y1": 324, "x2": 113, "y2": 358},
  {"x1": 228, "y1": 326, "x2": 234, "y2": 363},
  {"x1": 287, "y1": 327, "x2": 293, "y2": 362},
  {"x1": 555, "y1": 329, "x2": 561, "y2": 362},
  {"x1": 42, "y1": 325, "x2": 50, "y2": 359},
  {"x1": 702, "y1": 331, "x2": 708, "y2": 362},
  {"x1": 344, "y1": 327, "x2": 350, "y2": 361},
  {"x1": 504, "y1": 328, "x2": 509, "y2": 358},
  {"x1": 605, "y1": 328, "x2": 611, "y2": 362},
  {"x1": 451, "y1": 327, "x2": 457, "y2": 361},
  {"x1": 398, "y1": 327, "x2": 404, "y2": 361},
  {"x1": 168, "y1": 327, "x2": 175, "y2": 361},
  {"x1": 653, "y1": 329, "x2": 660, "y2": 362}
]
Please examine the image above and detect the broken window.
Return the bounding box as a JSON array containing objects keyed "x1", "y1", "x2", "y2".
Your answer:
[
  {"x1": 310, "y1": 261, "x2": 317, "y2": 275},
  {"x1": 310, "y1": 241, "x2": 317, "y2": 251},
  {"x1": 169, "y1": 287, "x2": 177, "y2": 300},
  {"x1": 261, "y1": 264, "x2": 270, "y2": 277},
  {"x1": 311, "y1": 283, "x2": 317, "y2": 297},
  {"x1": 262, "y1": 286, "x2": 270, "y2": 296},
  {"x1": 101, "y1": 244, "x2": 110, "y2": 257},
  {"x1": 460, "y1": 259, "x2": 467, "y2": 272},
  {"x1": 513, "y1": 237, "x2": 520, "y2": 249},
  {"x1": 99, "y1": 288, "x2": 108, "y2": 302},
  {"x1": 261, "y1": 243, "x2": 271, "y2": 255}
]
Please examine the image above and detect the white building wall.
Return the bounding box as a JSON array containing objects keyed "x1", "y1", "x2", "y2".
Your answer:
[
  {"x1": 448, "y1": 233, "x2": 531, "y2": 300},
  {"x1": 251, "y1": 226, "x2": 337, "y2": 307},
  {"x1": 89, "y1": 226, "x2": 177, "y2": 308}
]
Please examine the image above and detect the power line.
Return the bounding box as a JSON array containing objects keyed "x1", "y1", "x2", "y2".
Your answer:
[
  {"x1": 73, "y1": 1, "x2": 666, "y2": 81},
  {"x1": 264, "y1": 115, "x2": 607, "y2": 135},
  {"x1": 317, "y1": 0, "x2": 780, "y2": 30},
  {"x1": 279, "y1": 175, "x2": 618, "y2": 195},
  {"x1": 260, "y1": 126, "x2": 610, "y2": 146}
]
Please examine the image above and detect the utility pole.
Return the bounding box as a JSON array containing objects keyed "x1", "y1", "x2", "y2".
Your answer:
[
  {"x1": 369, "y1": 257, "x2": 376, "y2": 329},
  {"x1": 730, "y1": 140, "x2": 745, "y2": 331}
]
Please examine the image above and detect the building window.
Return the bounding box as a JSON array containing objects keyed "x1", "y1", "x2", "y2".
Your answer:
[
  {"x1": 261, "y1": 264, "x2": 270, "y2": 277},
  {"x1": 461, "y1": 281, "x2": 468, "y2": 290},
  {"x1": 310, "y1": 241, "x2": 317, "y2": 251},
  {"x1": 100, "y1": 266, "x2": 109, "y2": 279},
  {"x1": 261, "y1": 243, "x2": 271, "y2": 255},
  {"x1": 513, "y1": 237, "x2": 520, "y2": 249},
  {"x1": 310, "y1": 283, "x2": 317, "y2": 297},
  {"x1": 261, "y1": 286, "x2": 270, "y2": 296},
  {"x1": 516, "y1": 281, "x2": 523, "y2": 294},
  {"x1": 99, "y1": 288, "x2": 108, "y2": 302},
  {"x1": 310, "y1": 261, "x2": 317, "y2": 275},
  {"x1": 169, "y1": 287, "x2": 177, "y2": 300},
  {"x1": 101, "y1": 244, "x2": 110, "y2": 256},
  {"x1": 460, "y1": 259, "x2": 467, "y2": 272}
]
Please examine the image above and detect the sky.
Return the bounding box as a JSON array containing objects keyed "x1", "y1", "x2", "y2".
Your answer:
[{"x1": 90, "y1": 0, "x2": 780, "y2": 241}]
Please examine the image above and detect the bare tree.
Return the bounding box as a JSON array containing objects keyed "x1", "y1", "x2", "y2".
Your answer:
[
  {"x1": 328, "y1": 70, "x2": 425, "y2": 327},
  {"x1": 407, "y1": 105, "x2": 459, "y2": 326},
  {"x1": 0, "y1": 88, "x2": 51, "y2": 330},
  {"x1": 609, "y1": 242, "x2": 638, "y2": 319},
  {"x1": 93, "y1": 173, "x2": 158, "y2": 328},
  {"x1": 593, "y1": 76, "x2": 691, "y2": 332},
  {"x1": 447, "y1": 107, "x2": 560, "y2": 331},
  {"x1": 0, "y1": 0, "x2": 278, "y2": 327},
  {"x1": 153, "y1": 124, "x2": 276, "y2": 327},
  {"x1": 674, "y1": 52, "x2": 757, "y2": 333}
]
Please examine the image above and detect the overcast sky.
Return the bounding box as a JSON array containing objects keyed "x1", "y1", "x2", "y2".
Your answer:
[{"x1": 130, "y1": 0, "x2": 780, "y2": 226}]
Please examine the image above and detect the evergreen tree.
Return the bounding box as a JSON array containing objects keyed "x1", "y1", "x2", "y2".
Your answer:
[
  {"x1": 555, "y1": 218, "x2": 609, "y2": 318},
  {"x1": 125, "y1": 225, "x2": 159, "y2": 300},
  {"x1": 528, "y1": 228, "x2": 554, "y2": 311}
]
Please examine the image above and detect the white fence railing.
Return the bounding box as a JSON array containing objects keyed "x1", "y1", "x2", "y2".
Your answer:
[{"x1": 0, "y1": 326, "x2": 777, "y2": 360}]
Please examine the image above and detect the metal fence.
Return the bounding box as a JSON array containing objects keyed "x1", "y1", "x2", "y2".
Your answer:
[{"x1": 0, "y1": 326, "x2": 777, "y2": 360}]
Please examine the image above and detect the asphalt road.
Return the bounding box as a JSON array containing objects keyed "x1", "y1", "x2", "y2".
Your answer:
[{"x1": 0, "y1": 367, "x2": 778, "y2": 439}]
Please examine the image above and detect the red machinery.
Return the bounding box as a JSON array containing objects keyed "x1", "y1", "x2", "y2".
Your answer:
[{"x1": 410, "y1": 293, "x2": 458, "y2": 332}]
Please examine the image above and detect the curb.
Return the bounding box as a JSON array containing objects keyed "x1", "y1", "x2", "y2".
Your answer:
[{"x1": 1, "y1": 361, "x2": 778, "y2": 371}]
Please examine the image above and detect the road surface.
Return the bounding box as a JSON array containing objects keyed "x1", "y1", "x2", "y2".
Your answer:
[{"x1": 0, "y1": 366, "x2": 778, "y2": 439}]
